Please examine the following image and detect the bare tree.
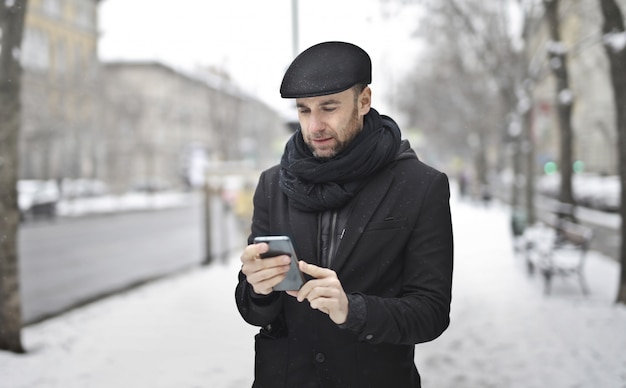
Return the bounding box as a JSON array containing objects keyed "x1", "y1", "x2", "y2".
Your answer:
[
  {"x1": 0, "y1": 0, "x2": 27, "y2": 353},
  {"x1": 516, "y1": 0, "x2": 547, "y2": 226},
  {"x1": 597, "y1": 0, "x2": 626, "y2": 304},
  {"x1": 543, "y1": 0, "x2": 576, "y2": 210},
  {"x1": 398, "y1": 46, "x2": 503, "y2": 186},
  {"x1": 397, "y1": 1, "x2": 539, "y2": 205}
]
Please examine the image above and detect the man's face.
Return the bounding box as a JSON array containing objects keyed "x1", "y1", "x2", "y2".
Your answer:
[{"x1": 295, "y1": 87, "x2": 371, "y2": 159}]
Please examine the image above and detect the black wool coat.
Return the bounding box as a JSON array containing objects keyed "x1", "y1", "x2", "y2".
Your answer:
[{"x1": 235, "y1": 145, "x2": 454, "y2": 388}]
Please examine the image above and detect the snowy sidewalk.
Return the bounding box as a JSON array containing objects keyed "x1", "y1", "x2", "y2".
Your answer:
[
  {"x1": 1, "y1": 199, "x2": 626, "y2": 387},
  {"x1": 0, "y1": 258, "x2": 258, "y2": 388},
  {"x1": 416, "y1": 200, "x2": 626, "y2": 388}
]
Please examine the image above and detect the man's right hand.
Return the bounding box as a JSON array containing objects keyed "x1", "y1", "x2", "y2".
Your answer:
[{"x1": 240, "y1": 243, "x2": 292, "y2": 295}]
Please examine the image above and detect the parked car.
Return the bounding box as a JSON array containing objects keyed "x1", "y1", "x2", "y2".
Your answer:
[
  {"x1": 18, "y1": 180, "x2": 60, "y2": 221},
  {"x1": 131, "y1": 178, "x2": 172, "y2": 193}
]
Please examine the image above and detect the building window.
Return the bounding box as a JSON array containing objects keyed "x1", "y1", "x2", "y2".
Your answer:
[
  {"x1": 56, "y1": 38, "x2": 67, "y2": 76},
  {"x1": 42, "y1": 0, "x2": 62, "y2": 18},
  {"x1": 21, "y1": 27, "x2": 50, "y2": 71},
  {"x1": 75, "y1": 0, "x2": 93, "y2": 29}
]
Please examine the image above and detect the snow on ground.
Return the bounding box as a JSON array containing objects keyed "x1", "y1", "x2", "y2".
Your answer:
[
  {"x1": 0, "y1": 260, "x2": 257, "y2": 388},
  {"x1": 56, "y1": 191, "x2": 194, "y2": 218},
  {"x1": 1, "y1": 196, "x2": 626, "y2": 387},
  {"x1": 415, "y1": 199, "x2": 626, "y2": 388}
]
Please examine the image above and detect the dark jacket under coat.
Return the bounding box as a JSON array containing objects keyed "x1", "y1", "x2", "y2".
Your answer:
[{"x1": 235, "y1": 144, "x2": 454, "y2": 388}]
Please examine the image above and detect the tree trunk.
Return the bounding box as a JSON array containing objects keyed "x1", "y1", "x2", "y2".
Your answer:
[
  {"x1": 543, "y1": 0, "x2": 576, "y2": 210},
  {"x1": 598, "y1": 0, "x2": 626, "y2": 305},
  {"x1": 523, "y1": 106, "x2": 537, "y2": 226},
  {"x1": 0, "y1": 0, "x2": 28, "y2": 353},
  {"x1": 519, "y1": 2, "x2": 542, "y2": 228}
]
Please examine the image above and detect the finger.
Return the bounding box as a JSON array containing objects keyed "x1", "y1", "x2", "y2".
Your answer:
[
  {"x1": 242, "y1": 255, "x2": 291, "y2": 276},
  {"x1": 241, "y1": 243, "x2": 268, "y2": 264},
  {"x1": 309, "y1": 295, "x2": 334, "y2": 313},
  {"x1": 245, "y1": 265, "x2": 290, "y2": 294},
  {"x1": 308, "y1": 287, "x2": 340, "y2": 304},
  {"x1": 295, "y1": 276, "x2": 338, "y2": 303},
  {"x1": 305, "y1": 289, "x2": 339, "y2": 316},
  {"x1": 295, "y1": 263, "x2": 338, "y2": 302},
  {"x1": 308, "y1": 277, "x2": 343, "y2": 298},
  {"x1": 298, "y1": 261, "x2": 335, "y2": 279},
  {"x1": 306, "y1": 285, "x2": 349, "y2": 324},
  {"x1": 250, "y1": 267, "x2": 289, "y2": 285},
  {"x1": 245, "y1": 261, "x2": 290, "y2": 280}
]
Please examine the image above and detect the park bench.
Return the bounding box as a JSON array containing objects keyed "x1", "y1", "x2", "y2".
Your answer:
[{"x1": 522, "y1": 217, "x2": 593, "y2": 295}]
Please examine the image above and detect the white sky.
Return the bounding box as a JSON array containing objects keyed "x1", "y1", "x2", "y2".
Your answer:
[{"x1": 98, "y1": 0, "x2": 423, "y2": 118}]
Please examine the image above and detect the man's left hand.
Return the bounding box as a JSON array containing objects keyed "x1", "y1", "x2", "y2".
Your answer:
[{"x1": 287, "y1": 261, "x2": 349, "y2": 325}]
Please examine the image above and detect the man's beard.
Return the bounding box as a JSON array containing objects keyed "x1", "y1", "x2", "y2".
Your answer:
[{"x1": 307, "y1": 106, "x2": 361, "y2": 159}]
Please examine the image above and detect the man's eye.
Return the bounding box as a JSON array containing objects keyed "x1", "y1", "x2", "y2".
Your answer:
[{"x1": 323, "y1": 107, "x2": 337, "y2": 112}]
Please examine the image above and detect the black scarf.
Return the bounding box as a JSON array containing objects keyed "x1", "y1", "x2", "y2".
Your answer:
[{"x1": 279, "y1": 108, "x2": 401, "y2": 212}]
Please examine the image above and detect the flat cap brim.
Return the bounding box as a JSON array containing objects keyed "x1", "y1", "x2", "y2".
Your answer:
[{"x1": 280, "y1": 41, "x2": 372, "y2": 98}]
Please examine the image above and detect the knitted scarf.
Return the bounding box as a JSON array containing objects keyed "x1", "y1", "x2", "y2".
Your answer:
[{"x1": 279, "y1": 108, "x2": 401, "y2": 212}]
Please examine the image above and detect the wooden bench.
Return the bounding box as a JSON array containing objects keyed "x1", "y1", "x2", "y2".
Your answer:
[{"x1": 522, "y1": 218, "x2": 593, "y2": 295}]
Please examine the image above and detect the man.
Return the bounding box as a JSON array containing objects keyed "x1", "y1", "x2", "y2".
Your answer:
[{"x1": 235, "y1": 41, "x2": 453, "y2": 388}]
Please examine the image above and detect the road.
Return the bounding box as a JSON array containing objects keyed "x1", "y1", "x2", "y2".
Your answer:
[{"x1": 18, "y1": 193, "x2": 244, "y2": 325}]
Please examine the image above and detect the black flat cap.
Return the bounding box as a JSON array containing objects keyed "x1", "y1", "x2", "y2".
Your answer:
[{"x1": 280, "y1": 41, "x2": 372, "y2": 98}]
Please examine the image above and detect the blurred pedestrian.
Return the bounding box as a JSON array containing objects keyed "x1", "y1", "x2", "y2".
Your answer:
[
  {"x1": 481, "y1": 183, "x2": 492, "y2": 207},
  {"x1": 235, "y1": 41, "x2": 454, "y2": 387},
  {"x1": 458, "y1": 170, "x2": 469, "y2": 198}
]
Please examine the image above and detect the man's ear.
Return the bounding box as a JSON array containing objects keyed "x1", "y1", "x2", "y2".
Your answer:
[{"x1": 359, "y1": 86, "x2": 372, "y2": 115}]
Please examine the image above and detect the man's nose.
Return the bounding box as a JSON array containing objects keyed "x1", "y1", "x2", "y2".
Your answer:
[{"x1": 307, "y1": 112, "x2": 324, "y2": 132}]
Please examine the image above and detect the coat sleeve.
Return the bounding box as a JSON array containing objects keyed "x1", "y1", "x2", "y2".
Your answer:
[
  {"x1": 235, "y1": 272, "x2": 283, "y2": 327},
  {"x1": 355, "y1": 171, "x2": 454, "y2": 345},
  {"x1": 234, "y1": 169, "x2": 284, "y2": 327}
]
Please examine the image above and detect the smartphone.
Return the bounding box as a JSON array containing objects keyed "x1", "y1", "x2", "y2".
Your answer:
[{"x1": 253, "y1": 235, "x2": 305, "y2": 291}]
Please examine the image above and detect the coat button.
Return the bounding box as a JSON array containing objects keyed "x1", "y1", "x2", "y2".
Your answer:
[
  {"x1": 365, "y1": 334, "x2": 374, "y2": 341},
  {"x1": 315, "y1": 353, "x2": 325, "y2": 363}
]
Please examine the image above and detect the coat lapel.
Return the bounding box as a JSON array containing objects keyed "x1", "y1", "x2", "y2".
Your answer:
[{"x1": 331, "y1": 171, "x2": 395, "y2": 273}]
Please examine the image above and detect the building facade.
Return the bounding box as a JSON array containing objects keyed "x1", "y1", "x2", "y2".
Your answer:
[
  {"x1": 101, "y1": 62, "x2": 288, "y2": 192},
  {"x1": 20, "y1": 0, "x2": 101, "y2": 181},
  {"x1": 19, "y1": 0, "x2": 289, "y2": 194}
]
